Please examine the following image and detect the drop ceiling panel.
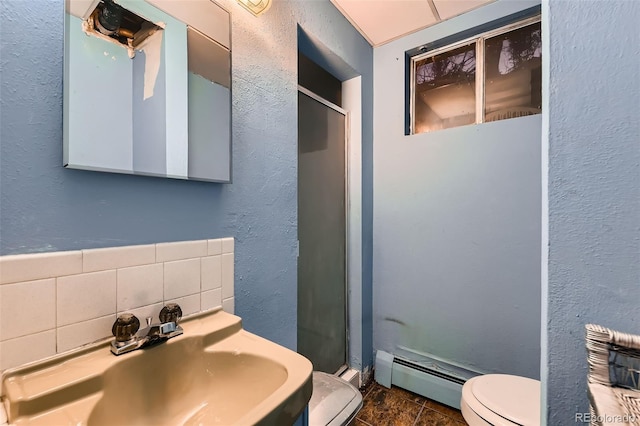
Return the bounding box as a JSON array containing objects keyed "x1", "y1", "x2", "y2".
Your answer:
[
  {"x1": 66, "y1": 0, "x2": 99, "y2": 19},
  {"x1": 331, "y1": 0, "x2": 437, "y2": 46},
  {"x1": 432, "y1": 0, "x2": 493, "y2": 20},
  {"x1": 332, "y1": 0, "x2": 496, "y2": 47}
]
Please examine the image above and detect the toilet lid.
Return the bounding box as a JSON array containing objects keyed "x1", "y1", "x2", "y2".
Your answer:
[
  {"x1": 471, "y1": 374, "x2": 540, "y2": 425},
  {"x1": 309, "y1": 372, "x2": 363, "y2": 426}
]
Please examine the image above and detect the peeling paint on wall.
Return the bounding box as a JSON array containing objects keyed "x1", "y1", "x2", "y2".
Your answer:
[{"x1": 140, "y1": 29, "x2": 163, "y2": 100}]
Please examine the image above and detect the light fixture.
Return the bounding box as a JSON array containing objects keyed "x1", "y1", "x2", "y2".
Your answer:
[
  {"x1": 237, "y1": 0, "x2": 271, "y2": 16},
  {"x1": 95, "y1": 0, "x2": 123, "y2": 37},
  {"x1": 86, "y1": 0, "x2": 163, "y2": 57}
]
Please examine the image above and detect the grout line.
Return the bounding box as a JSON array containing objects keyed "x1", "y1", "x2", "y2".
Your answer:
[
  {"x1": 424, "y1": 401, "x2": 464, "y2": 421},
  {"x1": 412, "y1": 405, "x2": 425, "y2": 426},
  {"x1": 161, "y1": 262, "x2": 165, "y2": 305},
  {"x1": 389, "y1": 385, "x2": 426, "y2": 407},
  {"x1": 114, "y1": 267, "x2": 118, "y2": 318},
  {"x1": 355, "y1": 417, "x2": 373, "y2": 426},
  {"x1": 423, "y1": 405, "x2": 465, "y2": 424},
  {"x1": 0, "y1": 327, "x2": 56, "y2": 344},
  {"x1": 367, "y1": 381, "x2": 383, "y2": 397},
  {"x1": 54, "y1": 277, "x2": 59, "y2": 353},
  {"x1": 198, "y1": 258, "x2": 202, "y2": 312},
  {"x1": 200, "y1": 256, "x2": 204, "y2": 293}
]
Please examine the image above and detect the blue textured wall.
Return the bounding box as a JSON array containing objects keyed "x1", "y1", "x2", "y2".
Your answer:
[
  {"x1": 542, "y1": 0, "x2": 640, "y2": 423},
  {"x1": 0, "y1": 0, "x2": 373, "y2": 365},
  {"x1": 373, "y1": 0, "x2": 541, "y2": 380}
]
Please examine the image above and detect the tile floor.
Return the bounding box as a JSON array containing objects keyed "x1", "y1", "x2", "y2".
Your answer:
[{"x1": 355, "y1": 381, "x2": 467, "y2": 426}]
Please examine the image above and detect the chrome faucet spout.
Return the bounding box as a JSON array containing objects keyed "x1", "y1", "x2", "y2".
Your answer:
[{"x1": 110, "y1": 304, "x2": 183, "y2": 355}]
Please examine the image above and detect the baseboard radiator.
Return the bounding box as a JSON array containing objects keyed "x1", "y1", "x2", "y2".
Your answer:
[{"x1": 374, "y1": 350, "x2": 476, "y2": 410}]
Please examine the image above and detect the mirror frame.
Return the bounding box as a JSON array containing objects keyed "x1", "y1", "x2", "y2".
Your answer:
[{"x1": 63, "y1": 0, "x2": 232, "y2": 183}]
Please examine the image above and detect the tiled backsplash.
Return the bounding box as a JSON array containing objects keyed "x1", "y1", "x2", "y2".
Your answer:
[{"x1": 0, "y1": 238, "x2": 234, "y2": 371}]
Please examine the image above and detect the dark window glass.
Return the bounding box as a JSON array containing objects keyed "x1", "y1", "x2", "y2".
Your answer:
[
  {"x1": 484, "y1": 22, "x2": 542, "y2": 122},
  {"x1": 414, "y1": 43, "x2": 476, "y2": 133}
]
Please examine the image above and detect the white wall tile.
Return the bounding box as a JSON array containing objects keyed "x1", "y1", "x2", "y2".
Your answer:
[
  {"x1": 0, "y1": 330, "x2": 56, "y2": 371},
  {"x1": 117, "y1": 264, "x2": 163, "y2": 312},
  {"x1": 0, "y1": 251, "x2": 82, "y2": 285},
  {"x1": 221, "y1": 253, "x2": 234, "y2": 299},
  {"x1": 207, "y1": 239, "x2": 222, "y2": 256},
  {"x1": 201, "y1": 288, "x2": 222, "y2": 311},
  {"x1": 120, "y1": 303, "x2": 163, "y2": 326},
  {"x1": 222, "y1": 297, "x2": 234, "y2": 314},
  {"x1": 57, "y1": 271, "x2": 116, "y2": 327},
  {"x1": 156, "y1": 240, "x2": 207, "y2": 263},
  {"x1": 0, "y1": 237, "x2": 235, "y2": 371},
  {"x1": 201, "y1": 256, "x2": 221, "y2": 291},
  {"x1": 164, "y1": 259, "x2": 200, "y2": 300},
  {"x1": 83, "y1": 244, "x2": 155, "y2": 273},
  {"x1": 166, "y1": 294, "x2": 200, "y2": 317},
  {"x1": 0, "y1": 279, "x2": 56, "y2": 341},
  {"x1": 221, "y1": 237, "x2": 234, "y2": 254},
  {"x1": 57, "y1": 315, "x2": 115, "y2": 353}
]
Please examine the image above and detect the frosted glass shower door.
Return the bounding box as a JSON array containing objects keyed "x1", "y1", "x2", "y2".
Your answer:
[{"x1": 297, "y1": 90, "x2": 347, "y2": 374}]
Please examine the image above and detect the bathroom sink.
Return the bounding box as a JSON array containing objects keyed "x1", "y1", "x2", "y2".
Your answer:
[{"x1": 1, "y1": 310, "x2": 312, "y2": 425}]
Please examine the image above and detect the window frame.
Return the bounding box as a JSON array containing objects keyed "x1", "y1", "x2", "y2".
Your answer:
[{"x1": 406, "y1": 7, "x2": 541, "y2": 135}]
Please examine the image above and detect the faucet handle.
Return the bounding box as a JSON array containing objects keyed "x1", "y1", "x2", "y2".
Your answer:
[
  {"x1": 112, "y1": 313, "x2": 140, "y2": 343},
  {"x1": 159, "y1": 303, "x2": 182, "y2": 324}
]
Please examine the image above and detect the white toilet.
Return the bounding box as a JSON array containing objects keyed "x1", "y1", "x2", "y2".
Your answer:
[{"x1": 460, "y1": 374, "x2": 540, "y2": 426}]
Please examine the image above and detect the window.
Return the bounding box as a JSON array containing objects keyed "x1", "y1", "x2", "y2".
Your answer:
[{"x1": 410, "y1": 15, "x2": 541, "y2": 134}]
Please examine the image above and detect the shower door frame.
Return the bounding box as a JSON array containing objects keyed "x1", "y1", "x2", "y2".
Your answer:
[{"x1": 297, "y1": 85, "x2": 351, "y2": 375}]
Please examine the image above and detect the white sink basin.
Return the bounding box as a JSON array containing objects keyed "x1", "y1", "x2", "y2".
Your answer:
[{"x1": 1, "y1": 310, "x2": 313, "y2": 425}]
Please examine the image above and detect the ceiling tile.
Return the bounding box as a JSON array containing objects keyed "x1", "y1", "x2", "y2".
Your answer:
[
  {"x1": 331, "y1": 0, "x2": 437, "y2": 46},
  {"x1": 432, "y1": 0, "x2": 494, "y2": 20}
]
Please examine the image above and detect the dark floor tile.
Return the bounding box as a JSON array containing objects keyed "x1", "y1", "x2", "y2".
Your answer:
[
  {"x1": 357, "y1": 385, "x2": 422, "y2": 426},
  {"x1": 424, "y1": 400, "x2": 465, "y2": 423},
  {"x1": 387, "y1": 385, "x2": 427, "y2": 405},
  {"x1": 414, "y1": 407, "x2": 466, "y2": 426}
]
